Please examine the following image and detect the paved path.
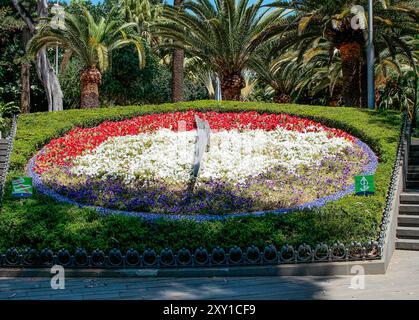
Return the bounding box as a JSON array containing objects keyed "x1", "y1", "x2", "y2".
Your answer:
[{"x1": 0, "y1": 250, "x2": 418, "y2": 300}]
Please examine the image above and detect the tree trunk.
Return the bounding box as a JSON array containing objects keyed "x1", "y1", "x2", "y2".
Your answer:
[
  {"x1": 12, "y1": 0, "x2": 63, "y2": 112},
  {"x1": 273, "y1": 91, "x2": 291, "y2": 104},
  {"x1": 35, "y1": 48, "x2": 64, "y2": 111},
  {"x1": 172, "y1": 0, "x2": 184, "y2": 102},
  {"x1": 80, "y1": 67, "x2": 101, "y2": 108},
  {"x1": 220, "y1": 73, "x2": 244, "y2": 101},
  {"x1": 36, "y1": 0, "x2": 63, "y2": 111},
  {"x1": 338, "y1": 42, "x2": 362, "y2": 108},
  {"x1": 20, "y1": 63, "x2": 31, "y2": 113},
  {"x1": 20, "y1": 27, "x2": 31, "y2": 113},
  {"x1": 330, "y1": 84, "x2": 343, "y2": 106}
]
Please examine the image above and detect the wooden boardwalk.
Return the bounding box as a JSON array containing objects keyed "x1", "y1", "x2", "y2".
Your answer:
[{"x1": 1, "y1": 250, "x2": 419, "y2": 300}]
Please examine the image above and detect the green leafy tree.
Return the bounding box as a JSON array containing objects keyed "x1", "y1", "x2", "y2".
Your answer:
[
  {"x1": 0, "y1": 6, "x2": 23, "y2": 47},
  {"x1": 0, "y1": 4, "x2": 24, "y2": 110},
  {"x1": 0, "y1": 5, "x2": 23, "y2": 105}
]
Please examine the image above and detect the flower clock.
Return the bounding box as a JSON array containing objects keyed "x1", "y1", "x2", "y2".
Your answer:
[{"x1": 28, "y1": 111, "x2": 378, "y2": 221}]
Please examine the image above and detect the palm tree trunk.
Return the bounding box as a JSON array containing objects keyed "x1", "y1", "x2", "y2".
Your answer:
[
  {"x1": 273, "y1": 91, "x2": 291, "y2": 104},
  {"x1": 20, "y1": 63, "x2": 31, "y2": 113},
  {"x1": 220, "y1": 73, "x2": 244, "y2": 101},
  {"x1": 330, "y1": 84, "x2": 343, "y2": 106},
  {"x1": 20, "y1": 27, "x2": 31, "y2": 113},
  {"x1": 172, "y1": 0, "x2": 184, "y2": 102},
  {"x1": 80, "y1": 67, "x2": 101, "y2": 109},
  {"x1": 338, "y1": 42, "x2": 362, "y2": 107}
]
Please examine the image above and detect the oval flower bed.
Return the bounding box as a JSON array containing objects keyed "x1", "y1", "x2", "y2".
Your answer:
[{"x1": 28, "y1": 111, "x2": 378, "y2": 219}]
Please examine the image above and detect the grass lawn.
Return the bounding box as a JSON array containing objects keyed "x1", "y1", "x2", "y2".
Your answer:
[{"x1": 0, "y1": 101, "x2": 402, "y2": 252}]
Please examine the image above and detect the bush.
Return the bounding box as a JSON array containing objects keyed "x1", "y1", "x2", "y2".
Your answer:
[
  {"x1": 0, "y1": 101, "x2": 19, "y2": 137},
  {"x1": 0, "y1": 101, "x2": 20, "y2": 118},
  {"x1": 1, "y1": 101, "x2": 402, "y2": 252}
]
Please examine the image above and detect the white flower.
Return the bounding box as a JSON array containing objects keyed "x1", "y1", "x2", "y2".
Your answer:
[{"x1": 70, "y1": 127, "x2": 353, "y2": 185}]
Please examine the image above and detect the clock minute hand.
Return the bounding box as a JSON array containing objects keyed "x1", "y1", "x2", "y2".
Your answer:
[{"x1": 192, "y1": 115, "x2": 211, "y2": 178}]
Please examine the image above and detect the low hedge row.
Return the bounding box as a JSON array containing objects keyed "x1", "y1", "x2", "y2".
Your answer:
[{"x1": 0, "y1": 101, "x2": 402, "y2": 252}]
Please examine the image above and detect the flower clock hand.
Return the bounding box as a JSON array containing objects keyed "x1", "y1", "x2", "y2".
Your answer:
[
  {"x1": 192, "y1": 115, "x2": 211, "y2": 178},
  {"x1": 187, "y1": 115, "x2": 211, "y2": 198}
]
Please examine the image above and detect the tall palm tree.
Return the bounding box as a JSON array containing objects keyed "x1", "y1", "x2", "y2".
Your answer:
[
  {"x1": 155, "y1": 0, "x2": 287, "y2": 100},
  {"x1": 27, "y1": 7, "x2": 146, "y2": 108},
  {"x1": 267, "y1": 0, "x2": 418, "y2": 107}
]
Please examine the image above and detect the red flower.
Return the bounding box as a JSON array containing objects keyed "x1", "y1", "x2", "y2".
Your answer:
[{"x1": 33, "y1": 111, "x2": 356, "y2": 174}]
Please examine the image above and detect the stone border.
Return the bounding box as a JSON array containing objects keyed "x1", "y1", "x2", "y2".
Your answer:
[{"x1": 0, "y1": 260, "x2": 386, "y2": 278}]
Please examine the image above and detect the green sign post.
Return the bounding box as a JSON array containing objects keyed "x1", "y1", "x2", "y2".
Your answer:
[
  {"x1": 12, "y1": 177, "x2": 33, "y2": 197},
  {"x1": 355, "y1": 175, "x2": 375, "y2": 196}
]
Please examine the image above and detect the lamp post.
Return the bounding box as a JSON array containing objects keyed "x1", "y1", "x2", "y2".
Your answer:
[{"x1": 367, "y1": 0, "x2": 375, "y2": 110}]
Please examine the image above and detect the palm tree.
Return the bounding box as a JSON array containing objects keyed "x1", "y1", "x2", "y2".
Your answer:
[
  {"x1": 155, "y1": 0, "x2": 287, "y2": 100},
  {"x1": 291, "y1": 41, "x2": 344, "y2": 105},
  {"x1": 375, "y1": 36, "x2": 418, "y2": 113},
  {"x1": 299, "y1": 33, "x2": 418, "y2": 107},
  {"x1": 250, "y1": 44, "x2": 311, "y2": 103},
  {"x1": 27, "y1": 7, "x2": 146, "y2": 108},
  {"x1": 267, "y1": 0, "x2": 418, "y2": 107}
]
